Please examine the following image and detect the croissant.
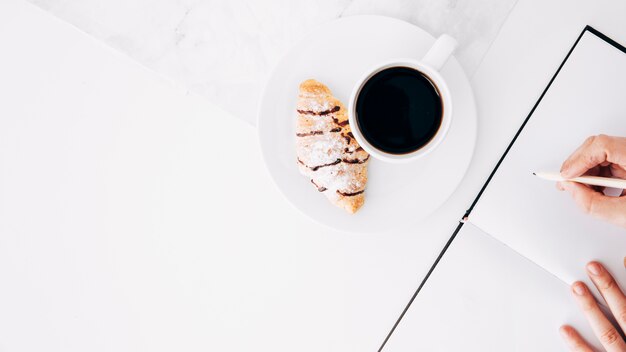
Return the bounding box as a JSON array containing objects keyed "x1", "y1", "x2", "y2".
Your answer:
[{"x1": 295, "y1": 79, "x2": 370, "y2": 214}]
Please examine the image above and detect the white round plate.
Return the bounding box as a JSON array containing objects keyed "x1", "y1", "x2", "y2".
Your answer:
[{"x1": 258, "y1": 15, "x2": 476, "y2": 233}]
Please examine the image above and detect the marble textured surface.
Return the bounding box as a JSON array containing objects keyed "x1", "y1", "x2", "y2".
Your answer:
[{"x1": 27, "y1": 0, "x2": 518, "y2": 125}]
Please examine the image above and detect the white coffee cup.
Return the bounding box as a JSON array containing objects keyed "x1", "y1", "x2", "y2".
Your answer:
[{"x1": 348, "y1": 34, "x2": 457, "y2": 163}]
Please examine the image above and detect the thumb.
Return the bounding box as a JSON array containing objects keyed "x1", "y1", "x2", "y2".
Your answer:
[{"x1": 562, "y1": 181, "x2": 626, "y2": 226}]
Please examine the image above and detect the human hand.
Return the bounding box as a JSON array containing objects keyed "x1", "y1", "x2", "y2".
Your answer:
[
  {"x1": 558, "y1": 135, "x2": 626, "y2": 228},
  {"x1": 560, "y1": 261, "x2": 626, "y2": 351}
]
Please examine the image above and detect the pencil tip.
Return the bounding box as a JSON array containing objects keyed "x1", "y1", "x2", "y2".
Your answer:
[{"x1": 532, "y1": 172, "x2": 536, "y2": 176}]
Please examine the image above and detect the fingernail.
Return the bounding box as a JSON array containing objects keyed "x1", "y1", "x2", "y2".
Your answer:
[
  {"x1": 559, "y1": 326, "x2": 571, "y2": 338},
  {"x1": 587, "y1": 262, "x2": 603, "y2": 276},
  {"x1": 573, "y1": 282, "x2": 586, "y2": 295}
]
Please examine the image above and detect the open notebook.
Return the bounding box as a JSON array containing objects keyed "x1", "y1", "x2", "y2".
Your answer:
[{"x1": 381, "y1": 27, "x2": 626, "y2": 351}]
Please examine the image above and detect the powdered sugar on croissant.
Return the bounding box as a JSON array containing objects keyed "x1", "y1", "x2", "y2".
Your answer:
[{"x1": 295, "y1": 79, "x2": 369, "y2": 213}]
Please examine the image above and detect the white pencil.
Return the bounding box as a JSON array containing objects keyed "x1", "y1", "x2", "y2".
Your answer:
[{"x1": 533, "y1": 171, "x2": 626, "y2": 189}]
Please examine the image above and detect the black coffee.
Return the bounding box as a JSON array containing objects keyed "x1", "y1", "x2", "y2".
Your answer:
[{"x1": 355, "y1": 66, "x2": 443, "y2": 155}]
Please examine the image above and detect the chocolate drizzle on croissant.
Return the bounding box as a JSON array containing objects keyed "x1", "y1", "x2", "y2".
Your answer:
[
  {"x1": 298, "y1": 156, "x2": 370, "y2": 171},
  {"x1": 343, "y1": 155, "x2": 370, "y2": 164},
  {"x1": 296, "y1": 131, "x2": 324, "y2": 137},
  {"x1": 311, "y1": 179, "x2": 327, "y2": 192},
  {"x1": 298, "y1": 158, "x2": 342, "y2": 171},
  {"x1": 337, "y1": 190, "x2": 365, "y2": 197},
  {"x1": 296, "y1": 105, "x2": 340, "y2": 116}
]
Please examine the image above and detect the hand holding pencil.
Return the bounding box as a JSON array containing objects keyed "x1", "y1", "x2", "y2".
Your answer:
[{"x1": 549, "y1": 134, "x2": 626, "y2": 228}]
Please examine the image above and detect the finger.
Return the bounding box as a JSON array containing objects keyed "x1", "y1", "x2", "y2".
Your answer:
[
  {"x1": 561, "y1": 135, "x2": 607, "y2": 178},
  {"x1": 587, "y1": 262, "x2": 626, "y2": 332},
  {"x1": 560, "y1": 135, "x2": 626, "y2": 178},
  {"x1": 561, "y1": 181, "x2": 626, "y2": 226},
  {"x1": 560, "y1": 325, "x2": 594, "y2": 352},
  {"x1": 611, "y1": 164, "x2": 626, "y2": 179},
  {"x1": 571, "y1": 281, "x2": 626, "y2": 351},
  {"x1": 557, "y1": 181, "x2": 565, "y2": 191}
]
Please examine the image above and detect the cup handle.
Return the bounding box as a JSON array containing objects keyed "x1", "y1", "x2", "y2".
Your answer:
[{"x1": 421, "y1": 34, "x2": 457, "y2": 71}]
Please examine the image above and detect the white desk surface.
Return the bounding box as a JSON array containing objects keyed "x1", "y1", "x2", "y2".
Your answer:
[
  {"x1": 25, "y1": 0, "x2": 518, "y2": 124},
  {"x1": 2, "y1": 0, "x2": 626, "y2": 351}
]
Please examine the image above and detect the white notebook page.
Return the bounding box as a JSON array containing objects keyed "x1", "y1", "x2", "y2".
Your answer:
[
  {"x1": 471, "y1": 29, "x2": 626, "y2": 296},
  {"x1": 382, "y1": 223, "x2": 596, "y2": 351}
]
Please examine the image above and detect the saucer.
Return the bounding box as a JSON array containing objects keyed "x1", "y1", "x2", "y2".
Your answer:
[{"x1": 258, "y1": 15, "x2": 477, "y2": 233}]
